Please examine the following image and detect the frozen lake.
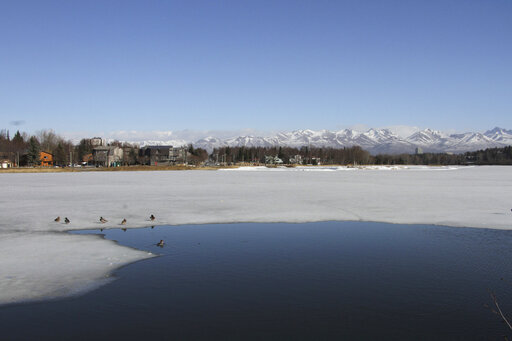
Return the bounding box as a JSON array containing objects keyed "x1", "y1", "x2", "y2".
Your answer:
[
  {"x1": 1, "y1": 166, "x2": 511, "y2": 305},
  {"x1": 1, "y1": 221, "x2": 512, "y2": 340}
]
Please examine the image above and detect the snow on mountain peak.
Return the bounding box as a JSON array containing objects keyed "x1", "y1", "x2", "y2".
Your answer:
[{"x1": 130, "y1": 127, "x2": 511, "y2": 154}]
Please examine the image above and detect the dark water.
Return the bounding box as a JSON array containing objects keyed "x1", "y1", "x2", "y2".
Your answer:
[{"x1": 2, "y1": 221, "x2": 512, "y2": 340}]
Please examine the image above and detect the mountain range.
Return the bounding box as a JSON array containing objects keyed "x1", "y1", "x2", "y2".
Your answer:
[{"x1": 135, "y1": 127, "x2": 512, "y2": 155}]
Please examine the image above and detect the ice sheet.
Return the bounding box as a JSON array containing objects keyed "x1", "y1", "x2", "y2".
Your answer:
[
  {"x1": 0, "y1": 232, "x2": 153, "y2": 305},
  {"x1": 1, "y1": 166, "x2": 511, "y2": 305},
  {"x1": 1, "y1": 166, "x2": 510, "y2": 232}
]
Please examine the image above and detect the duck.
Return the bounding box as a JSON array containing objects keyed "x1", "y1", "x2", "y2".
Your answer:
[
  {"x1": 64, "y1": 217, "x2": 70, "y2": 224},
  {"x1": 156, "y1": 240, "x2": 165, "y2": 247},
  {"x1": 121, "y1": 218, "x2": 127, "y2": 225},
  {"x1": 150, "y1": 214, "x2": 156, "y2": 221},
  {"x1": 100, "y1": 217, "x2": 108, "y2": 224},
  {"x1": 54, "y1": 216, "x2": 60, "y2": 222}
]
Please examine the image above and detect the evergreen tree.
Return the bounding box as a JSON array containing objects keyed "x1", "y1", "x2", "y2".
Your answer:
[
  {"x1": 12, "y1": 130, "x2": 24, "y2": 145},
  {"x1": 27, "y1": 136, "x2": 40, "y2": 166},
  {"x1": 54, "y1": 143, "x2": 66, "y2": 166}
]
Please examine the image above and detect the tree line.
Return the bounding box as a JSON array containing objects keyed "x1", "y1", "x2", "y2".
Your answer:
[
  {"x1": 2, "y1": 128, "x2": 512, "y2": 167},
  {"x1": 373, "y1": 146, "x2": 512, "y2": 166},
  {"x1": 211, "y1": 145, "x2": 371, "y2": 165},
  {"x1": 0, "y1": 129, "x2": 210, "y2": 167},
  {"x1": 0, "y1": 129, "x2": 75, "y2": 166}
]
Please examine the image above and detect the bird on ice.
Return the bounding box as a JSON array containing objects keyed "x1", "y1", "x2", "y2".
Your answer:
[
  {"x1": 64, "y1": 217, "x2": 70, "y2": 224},
  {"x1": 54, "y1": 216, "x2": 60, "y2": 222},
  {"x1": 100, "y1": 217, "x2": 108, "y2": 224},
  {"x1": 150, "y1": 214, "x2": 156, "y2": 221},
  {"x1": 156, "y1": 240, "x2": 165, "y2": 247},
  {"x1": 121, "y1": 219, "x2": 127, "y2": 225}
]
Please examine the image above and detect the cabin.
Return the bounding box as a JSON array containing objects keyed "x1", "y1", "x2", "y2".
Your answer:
[{"x1": 40, "y1": 151, "x2": 54, "y2": 167}]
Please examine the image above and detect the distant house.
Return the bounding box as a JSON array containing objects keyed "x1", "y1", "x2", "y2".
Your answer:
[
  {"x1": 311, "y1": 157, "x2": 321, "y2": 165},
  {"x1": 140, "y1": 146, "x2": 172, "y2": 166},
  {"x1": 289, "y1": 155, "x2": 303, "y2": 165},
  {"x1": 1, "y1": 159, "x2": 13, "y2": 169},
  {"x1": 122, "y1": 146, "x2": 139, "y2": 165},
  {"x1": 265, "y1": 155, "x2": 284, "y2": 165},
  {"x1": 93, "y1": 146, "x2": 123, "y2": 167},
  {"x1": 171, "y1": 146, "x2": 189, "y2": 164},
  {"x1": 0, "y1": 152, "x2": 14, "y2": 168},
  {"x1": 40, "y1": 151, "x2": 54, "y2": 167},
  {"x1": 140, "y1": 146, "x2": 189, "y2": 166}
]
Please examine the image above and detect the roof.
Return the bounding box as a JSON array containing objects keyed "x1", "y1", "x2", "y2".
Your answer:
[
  {"x1": 143, "y1": 145, "x2": 173, "y2": 149},
  {"x1": 93, "y1": 146, "x2": 120, "y2": 151}
]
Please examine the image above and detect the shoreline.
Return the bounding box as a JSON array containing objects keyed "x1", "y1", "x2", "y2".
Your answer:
[{"x1": 0, "y1": 163, "x2": 487, "y2": 174}]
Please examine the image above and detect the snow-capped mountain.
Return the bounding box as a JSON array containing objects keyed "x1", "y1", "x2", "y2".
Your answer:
[
  {"x1": 445, "y1": 132, "x2": 497, "y2": 153},
  {"x1": 406, "y1": 129, "x2": 448, "y2": 146},
  {"x1": 138, "y1": 139, "x2": 188, "y2": 147},
  {"x1": 484, "y1": 127, "x2": 512, "y2": 145},
  {"x1": 132, "y1": 127, "x2": 512, "y2": 155},
  {"x1": 194, "y1": 137, "x2": 228, "y2": 151}
]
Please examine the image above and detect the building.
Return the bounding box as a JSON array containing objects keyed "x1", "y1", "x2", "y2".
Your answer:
[
  {"x1": 90, "y1": 137, "x2": 104, "y2": 147},
  {"x1": 415, "y1": 147, "x2": 423, "y2": 155},
  {"x1": 1, "y1": 159, "x2": 13, "y2": 168},
  {"x1": 289, "y1": 155, "x2": 303, "y2": 164},
  {"x1": 170, "y1": 146, "x2": 189, "y2": 164},
  {"x1": 0, "y1": 152, "x2": 14, "y2": 168},
  {"x1": 40, "y1": 151, "x2": 54, "y2": 167},
  {"x1": 311, "y1": 157, "x2": 321, "y2": 165},
  {"x1": 265, "y1": 155, "x2": 284, "y2": 165},
  {"x1": 140, "y1": 146, "x2": 172, "y2": 165},
  {"x1": 122, "y1": 146, "x2": 139, "y2": 165},
  {"x1": 140, "y1": 146, "x2": 189, "y2": 166},
  {"x1": 92, "y1": 146, "x2": 123, "y2": 167}
]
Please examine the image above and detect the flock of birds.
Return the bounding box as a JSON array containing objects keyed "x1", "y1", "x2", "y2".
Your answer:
[{"x1": 53, "y1": 214, "x2": 164, "y2": 247}]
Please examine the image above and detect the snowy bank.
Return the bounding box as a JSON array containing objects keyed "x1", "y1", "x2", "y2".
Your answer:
[
  {"x1": 0, "y1": 232, "x2": 153, "y2": 305},
  {"x1": 1, "y1": 166, "x2": 511, "y2": 304}
]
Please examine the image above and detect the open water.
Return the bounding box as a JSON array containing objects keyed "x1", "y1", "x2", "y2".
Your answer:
[{"x1": 1, "y1": 221, "x2": 512, "y2": 340}]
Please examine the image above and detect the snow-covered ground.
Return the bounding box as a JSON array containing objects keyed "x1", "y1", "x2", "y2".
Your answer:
[
  {"x1": 222, "y1": 165, "x2": 460, "y2": 171},
  {"x1": 1, "y1": 166, "x2": 511, "y2": 305}
]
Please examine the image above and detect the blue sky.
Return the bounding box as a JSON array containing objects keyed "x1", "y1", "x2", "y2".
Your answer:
[{"x1": 1, "y1": 0, "x2": 511, "y2": 136}]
